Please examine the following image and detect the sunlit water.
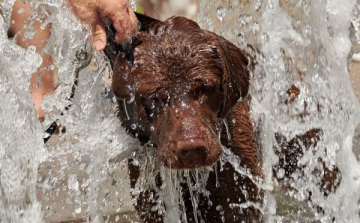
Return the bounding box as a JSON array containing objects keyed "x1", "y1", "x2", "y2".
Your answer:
[
  {"x1": 0, "y1": 0, "x2": 360, "y2": 222},
  {"x1": 200, "y1": 0, "x2": 360, "y2": 222}
]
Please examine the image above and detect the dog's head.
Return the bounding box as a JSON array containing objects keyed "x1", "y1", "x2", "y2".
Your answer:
[{"x1": 110, "y1": 14, "x2": 251, "y2": 169}]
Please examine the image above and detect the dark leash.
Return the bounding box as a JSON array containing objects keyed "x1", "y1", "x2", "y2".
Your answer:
[
  {"x1": 43, "y1": 44, "x2": 92, "y2": 143},
  {"x1": 43, "y1": 22, "x2": 125, "y2": 143}
]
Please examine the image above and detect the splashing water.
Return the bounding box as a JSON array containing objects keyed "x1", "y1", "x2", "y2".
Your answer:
[
  {"x1": 0, "y1": 14, "x2": 45, "y2": 223},
  {"x1": 1, "y1": 1, "x2": 139, "y2": 222},
  {"x1": 200, "y1": 0, "x2": 360, "y2": 222},
  {"x1": 1, "y1": 0, "x2": 360, "y2": 222}
]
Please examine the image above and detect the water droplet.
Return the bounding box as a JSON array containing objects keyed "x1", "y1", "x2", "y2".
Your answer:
[
  {"x1": 68, "y1": 174, "x2": 79, "y2": 191},
  {"x1": 238, "y1": 14, "x2": 252, "y2": 26},
  {"x1": 199, "y1": 96, "x2": 204, "y2": 104},
  {"x1": 216, "y1": 6, "x2": 226, "y2": 22},
  {"x1": 150, "y1": 126, "x2": 155, "y2": 131},
  {"x1": 254, "y1": 0, "x2": 262, "y2": 11},
  {"x1": 250, "y1": 22, "x2": 260, "y2": 34},
  {"x1": 181, "y1": 101, "x2": 187, "y2": 108},
  {"x1": 131, "y1": 124, "x2": 137, "y2": 130},
  {"x1": 151, "y1": 100, "x2": 155, "y2": 109},
  {"x1": 268, "y1": 1, "x2": 274, "y2": 10},
  {"x1": 48, "y1": 65, "x2": 55, "y2": 71},
  {"x1": 27, "y1": 46, "x2": 37, "y2": 54},
  {"x1": 304, "y1": 25, "x2": 311, "y2": 35},
  {"x1": 294, "y1": 20, "x2": 301, "y2": 28},
  {"x1": 277, "y1": 168, "x2": 285, "y2": 179},
  {"x1": 261, "y1": 33, "x2": 269, "y2": 44},
  {"x1": 127, "y1": 93, "x2": 135, "y2": 103},
  {"x1": 132, "y1": 159, "x2": 139, "y2": 166},
  {"x1": 74, "y1": 206, "x2": 81, "y2": 214},
  {"x1": 17, "y1": 8, "x2": 25, "y2": 14},
  {"x1": 35, "y1": 73, "x2": 42, "y2": 88}
]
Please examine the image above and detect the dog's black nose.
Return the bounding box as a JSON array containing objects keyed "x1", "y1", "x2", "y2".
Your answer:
[{"x1": 176, "y1": 139, "x2": 208, "y2": 165}]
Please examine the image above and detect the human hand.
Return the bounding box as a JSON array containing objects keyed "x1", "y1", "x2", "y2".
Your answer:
[{"x1": 66, "y1": 0, "x2": 138, "y2": 51}]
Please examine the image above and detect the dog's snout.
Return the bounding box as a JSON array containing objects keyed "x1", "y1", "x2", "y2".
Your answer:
[
  {"x1": 176, "y1": 139, "x2": 207, "y2": 165},
  {"x1": 178, "y1": 146, "x2": 207, "y2": 160}
]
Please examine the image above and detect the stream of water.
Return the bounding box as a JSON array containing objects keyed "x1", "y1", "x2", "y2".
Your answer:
[
  {"x1": 0, "y1": 0, "x2": 360, "y2": 222},
  {"x1": 199, "y1": 0, "x2": 360, "y2": 222}
]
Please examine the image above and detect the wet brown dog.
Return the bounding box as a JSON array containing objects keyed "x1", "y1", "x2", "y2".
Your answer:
[{"x1": 109, "y1": 14, "x2": 263, "y2": 222}]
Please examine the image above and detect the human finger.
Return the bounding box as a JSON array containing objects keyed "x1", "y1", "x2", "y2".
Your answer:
[
  {"x1": 91, "y1": 15, "x2": 107, "y2": 51},
  {"x1": 97, "y1": 0, "x2": 138, "y2": 43}
]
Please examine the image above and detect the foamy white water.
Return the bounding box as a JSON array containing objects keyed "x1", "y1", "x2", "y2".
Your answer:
[
  {"x1": 1, "y1": 1, "x2": 139, "y2": 222},
  {"x1": 200, "y1": 0, "x2": 360, "y2": 222},
  {"x1": 0, "y1": 0, "x2": 359, "y2": 222},
  {"x1": 0, "y1": 14, "x2": 45, "y2": 223}
]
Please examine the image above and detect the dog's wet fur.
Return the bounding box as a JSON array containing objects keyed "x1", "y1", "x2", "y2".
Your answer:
[
  {"x1": 113, "y1": 14, "x2": 252, "y2": 169},
  {"x1": 107, "y1": 13, "x2": 264, "y2": 222}
]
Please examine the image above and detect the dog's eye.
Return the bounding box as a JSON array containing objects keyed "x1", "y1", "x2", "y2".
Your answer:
[
  {"x1": 141, "y1": 97, "x2": 152, "y2": 113},
  {"x1": 192, "y1": 81, "x2": 217, "y2": 99},
  {"x1": 155, "y1": 91, "x2": 170, "y2": 104},
  {"x1": 193, "y1": 81, "x2": 222, "y2": 112},
  {"x1": 141, "y1": 97, "x2": 164, "y2": 123},
  {"x1": 202, "y1": 82, "x2": 217, "y2": 92},
  {"x1": 197, "y1": 81, "x2": 218, "y2": 97},
  {"x1": 141, "y1": 98, "x2": 155, "y2": 122}
]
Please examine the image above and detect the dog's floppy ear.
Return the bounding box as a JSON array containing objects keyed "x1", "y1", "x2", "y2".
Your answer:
[
  {"x1": 135, "y1": 12, "x2": 161, "y2": 31},
  {"x1": 215, "y1": 35, "x2": 252, "y2": 118}
]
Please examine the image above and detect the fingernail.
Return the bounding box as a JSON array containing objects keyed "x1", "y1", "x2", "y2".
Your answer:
[{"x1": 95, "y1": 40, "x2": 104, "y2": 51}]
